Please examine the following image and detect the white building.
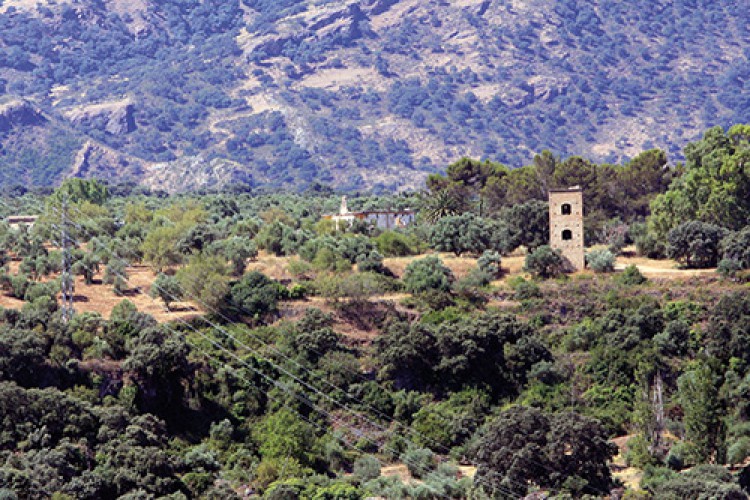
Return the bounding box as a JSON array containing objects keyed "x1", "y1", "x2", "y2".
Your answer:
[{"x1": 324, "y1": 197, "x2": 415, "y2": 230}]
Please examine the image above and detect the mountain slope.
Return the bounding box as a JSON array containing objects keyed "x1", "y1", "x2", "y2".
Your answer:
[{"x1": 0, "y1": 0, "x2": 748, "y2": 192}]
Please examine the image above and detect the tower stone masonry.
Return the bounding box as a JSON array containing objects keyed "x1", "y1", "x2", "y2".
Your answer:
[{"x1": 548, "y1": 187, "x2": 585, "y2": 271}]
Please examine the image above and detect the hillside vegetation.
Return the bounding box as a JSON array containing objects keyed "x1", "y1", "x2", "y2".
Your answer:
[
  {"x1": 2, "y1": 127, "x2": 750, "y2": 497},
  {"x1": 0, "y1": 0, "x2": 749, "y2": 191}
]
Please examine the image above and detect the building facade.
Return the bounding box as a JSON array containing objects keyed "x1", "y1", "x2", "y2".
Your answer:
[
  {"x1": 324, "y1": 197, "x2": 415, "y2": 230},
  {"x1": 548, "y1": 187, "x2": 585, "y2": 271},
  {"x1": 6, "y1": 215, "x2": 38, "y2": 230}
]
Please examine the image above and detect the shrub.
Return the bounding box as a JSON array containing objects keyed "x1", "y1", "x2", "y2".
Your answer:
[
  {"x1": 727, "y1": 436, "x2": 750, "y2": 466},
  {"x1": 402, "y1": 255, "x2": 453, "y2": 294},
  {"x1": 510, "y1": 277, "x2": 542, "y2": 300},
  {"x1": 601, "y1": 220, "x2": 629, "y2": 254},
  {"x1": 353, "y1": 455, "x2": 380, "y2": 483},
  {"x1": 667, "y1": 221, "x2": 728, "y2": 268},
  {"x1": 356, "y1": 251, "x2": 389, "y2": 275},
  {"x1": 177, "y1": 254, "x2": 229, "y2": 310},
  {"x1": 587, "y1": 249, "x2": 616, "y2": 273},
  {"x1": 429, "y1": 213, "x2": 514, "y2": 256},
  {"x1": 617, "y1": 265, "x2": 647, "y2": 285},
  {"x1": 400, "y1": 448, "x2": 435, "y2": 479},
  {"x1": 287, "y1": 283, "x2": 307, "y2": 300},
  {"x1": 636, "y1": 232, "x2": 666, "y2": 259},
  {"x1": 456, "y1": 268, "x2": 493, "y2": 288},
  {"x1": 477, "y1": 250, "x2": 502, "y2": 278},
  {"x1": 312, "y1": 247, "x2": 350, "y2": 272},
  {"x1": 524, "y1": 245, "x2": 565, "y2": 279},
  {"x1": 375, "y1": 231, "x2": 418, "y2": 257},
  {"x1": 150, "y1": 273, "x2": 183, "y2": 311},
  {"x1": 717, "y1": 258, "x2": 742, "y2": 279},
  {"x1": 721, "y1": 226, "x2": 750, "y2": 268},
  {"x1": 229, "y1": 271, "x2": 283, "y2": 321}
]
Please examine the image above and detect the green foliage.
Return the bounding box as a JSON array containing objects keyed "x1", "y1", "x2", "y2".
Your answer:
[
  {"x1": 678, "y1": 363, "x2": 724, "y2": 464},
  {"x1": 374, "y1": 231, "x2": 419, "y2": 257},
  {"x1": 476, "y1": 250, "x2": 502, "y2": 278},
  {"x1": 352, "y1": 455, "x2": 380, "y2": 483},
  {"x1": 703, "y1": 292, "x2": 750, "y2": 365},
  {"x1": 400, "y1": 447, "x2": 435, "y2": 479},
  {"x1": 228, "y1": 271, "x2": 283, "y2": 321},
  {"x1": 635, "y1": 231, "x2": 666, "y2": 259},
  {"x1": 376, "y1": 312, "x2": 550, "y2": 397},
  {"x1": 177, "y1": 254, "x2": 230, "y2": 310},
  {"x1": 508, "y1": 276, "x2": 542, "y2": 300},
  {"x1": 667, "y1": 220, "x2": 728, "y2": 268},
  {"x1": 524, "y1": 245, "x2": 565, "y2": 278},
  {"x1": 650, "y1": 125, "x2": 750, "y2": 237},
  {"x1": 312, "y1": 272, "x2": 396, "y2": 302},
  {"x1": 717, "y1": 258, "x2": 742, "y2": 279},
  {"x1": 617, "y1": 264, "x2": 647, "y2": 285},
  {"x1": 103, "y1": 258, "x2": 129, "y2": 295},
  {"x1": 211, "y1": 236, "x2": 258, "y2": 276},
  {"x1": 587, "y1": 248, "x2": 616, "y2": 273},
  {"x1": 50, "y1": 178, "x2": 109, "y2": 206},
  {"x1": 71, "y1": 251, "x2": 100, "y2": 285},
  {"x1": 429, "y1": 213, "x2": 512, "y2": 256},
  {"x1": 256, "y1": 222, "x2": 310, "y2": 257},
  {"x1": 254, "y1": 409, "x2": 316, "y2": 466},
  {"x1": 420, "y1": 188, "x2": 471, "y2": 224},
  {"x1": 402, "y1": 255, "x2": 453, "y2": 294},
  {"x1": 499, "y1": 200, "x2": 550, "y2": 252},
  {"x1": 150, "y1": 273, "x2": 184, "y2": 311},
  {"x1": 473, "y1": 407, "x2": 617, "y2": 496},
  {"x1": 410, "y1": 389, "x2": 491, "y2": 452},
  {"x1": 356, "y1": 251, "x2": 389, "y2": 275},
  {"x1": 312, "y1": 247, "x2": 351, "y2": 272},
  {"x1": 650, "y1": 464, "x2": 744, "y2": 498},
  {"x1": 141, "y1": 225, "x2": 184, "y2": 272},
  {"x1": 721, "y1": 226, "x2": 750, "y2": 269}
]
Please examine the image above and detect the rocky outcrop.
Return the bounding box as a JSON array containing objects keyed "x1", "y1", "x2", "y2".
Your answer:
[
  {"x1": 69, "y1": 141, "x2": 144, "y2": 180},
  {"x1": 143, "y1": 156, "x2": 253, "y2": 194},
  {"x1": 527, "y1": 76, "x2": 570, "y2": 103},
  {"x1": 366, "y1": 0, "x2": 400, "y2": 16},
  {"x1": 64, "y1": 99, "x2": 136, "y2": 136},
  {"x1": 0, "y1": 99, "x2": 46, "y2": 132}
]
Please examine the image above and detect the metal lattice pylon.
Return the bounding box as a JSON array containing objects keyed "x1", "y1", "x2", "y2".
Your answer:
[{"x1": 60, "y1": 198, "x2": 75, "y2": 322}]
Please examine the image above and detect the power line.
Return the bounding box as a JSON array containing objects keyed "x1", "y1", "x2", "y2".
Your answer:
[
  {"x1": 60, "y1": 199, "x2": 583, "y2": 497},
  {"x1": 33, "y1": 202, "x2": 484, "y2": 495},
  {"x1": 59, "y1": 196, "x2": 75, "y2": 323},
  {"x1": 14, "y1": 197, "x2": 609, "y2": 497}
]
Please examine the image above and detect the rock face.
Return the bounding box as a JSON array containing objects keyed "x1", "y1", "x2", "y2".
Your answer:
[
  {"x1": 0, "y1": 0, "x2": 748, "y2": 191},
  {"x1": 69, "y1": 141, "x2": 144, "y2": 180},
  {"x1": 64, "y1": 100, "x2": 136, "y2": 136},
  {"x1": 0, "y1": 99, "x2": 46, "y2": 132},
  {"x1": 142, "y1": 156, "x2": 253, "y2": 194}
]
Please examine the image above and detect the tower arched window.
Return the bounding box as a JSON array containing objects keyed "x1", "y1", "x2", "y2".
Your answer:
[
  {"x1": 562, "y1": 229, "x2": 573, "y2": 241},
  {"x1": 561, "y1": 203, "x2": 572, "y2": 215}
]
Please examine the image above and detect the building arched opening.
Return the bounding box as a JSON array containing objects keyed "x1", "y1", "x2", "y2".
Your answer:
[
  {"x1": 561, "y1": 203, "x2": 572, "y2": 215},
  {"x1": 562, "y1": 229, "x2": 573, "y2": 241}
]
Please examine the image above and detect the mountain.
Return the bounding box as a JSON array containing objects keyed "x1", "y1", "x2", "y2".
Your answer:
[{"x1": 0, "y1": 0, "x2": 748, "y2": 192}]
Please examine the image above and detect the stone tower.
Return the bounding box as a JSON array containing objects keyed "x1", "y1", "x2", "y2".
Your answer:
[{"x1": 549, "y1": 187, "x2": 585, "y2": 271}]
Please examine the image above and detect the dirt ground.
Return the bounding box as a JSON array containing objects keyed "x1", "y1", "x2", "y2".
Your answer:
[
  {"x1": 610, "y1": 435, "x2": 644, "y2": 490},
  {"x1": 0, "y1": 264, "x2": 201, "y2": 322},
  {"x1": 0, "y1": 248, "x2": 722, "y2": 326}
]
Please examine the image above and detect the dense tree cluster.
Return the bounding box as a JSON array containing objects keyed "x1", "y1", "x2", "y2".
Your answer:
[{"x1": 1, "y1": 132, "x2": 750, "y2": 497}]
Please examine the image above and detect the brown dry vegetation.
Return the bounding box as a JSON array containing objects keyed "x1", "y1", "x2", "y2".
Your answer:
[
  {"x1": 0, "y1": 265, "x2": 201, "y2": 322},
  {"x1": 0, "y1": 249, "x2": 731, "y2": 332}
]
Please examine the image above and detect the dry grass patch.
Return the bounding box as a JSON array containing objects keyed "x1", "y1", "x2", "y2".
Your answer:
[
  {"x1": 383, "y1": 253, "x2": 478, "y2": 280},
  {"x1": 71, "y1": 265, "x2": 201, "y2": 322},
  {"x1": 246, "y1": 251, "x2": 296, "y2": 282}
]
